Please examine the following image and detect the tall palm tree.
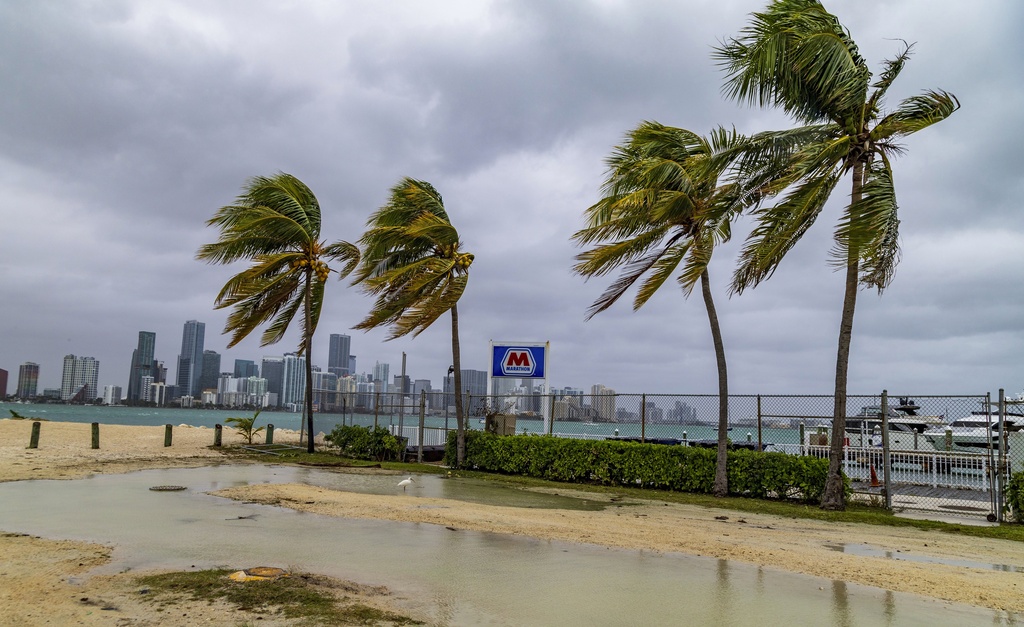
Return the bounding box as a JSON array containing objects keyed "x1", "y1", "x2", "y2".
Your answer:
[
  {"x1": 353, "y1": 177, "x2": 474, "y2": 465},
  {"x1": 573, "y1": 122, "x2": 758, "y2": 497},
  {"x1": 714, "y1": 0, "x2": 958, "y2": 509},
  {"x1": 197, "y1": 173, "x2": 360, "y2": 453}
]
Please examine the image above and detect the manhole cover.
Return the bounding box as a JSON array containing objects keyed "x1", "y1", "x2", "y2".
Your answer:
[{"x1": 149, "y1": 485, "x2": 187, "y2": 491}]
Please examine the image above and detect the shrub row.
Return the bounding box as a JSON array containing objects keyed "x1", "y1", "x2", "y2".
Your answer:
[
  {"x1": 445, "y1": 431, "x2": 831, "y2": 503},
  {"x1": 325, "y1": 425, "x2": 401, "y2": 461}
]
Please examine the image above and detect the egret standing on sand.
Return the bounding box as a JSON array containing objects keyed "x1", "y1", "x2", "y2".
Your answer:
[{"x1": 398, "y1": 477, "x2": 414, "y2": 492}]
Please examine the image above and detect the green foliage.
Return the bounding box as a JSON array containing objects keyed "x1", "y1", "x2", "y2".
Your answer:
[
  {"x1": 446, "y1": 432, "x2": 830, "y2": 503},
  {"x1": 1005, "y1": 472, "x2": 1024, "y2": 523},
  {"x1": 225, "y1": 410, "x2": 264, "y2": 444},
  {"x1": 326, "y1": 425, "x2": 402, "y2": 462}
]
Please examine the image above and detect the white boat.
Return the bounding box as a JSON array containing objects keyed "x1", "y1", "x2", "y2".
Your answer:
[
  {"x1": 923, "y1": 413, "x2": 1024, "y2": 453},
  {"x1": 805, "y1": 404, "x2": 945, "y2": 451}
]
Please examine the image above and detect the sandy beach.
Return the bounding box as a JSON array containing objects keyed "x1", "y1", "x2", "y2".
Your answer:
[{"x1": 1, "y1": 418, "x2": 1023, "y2": 624}]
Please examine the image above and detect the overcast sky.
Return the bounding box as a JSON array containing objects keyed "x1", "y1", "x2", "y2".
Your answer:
[{"x1": 1, "y1": 0, "x2": 1021, "y2": 397}]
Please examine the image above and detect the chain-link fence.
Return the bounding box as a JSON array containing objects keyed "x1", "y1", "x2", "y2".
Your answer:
[{"x1": 318, "y1": 387, "x2": 1018, "y2": 521}]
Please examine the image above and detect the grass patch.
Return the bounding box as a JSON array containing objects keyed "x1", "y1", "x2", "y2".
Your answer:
[{"x1": 136, "y1": 569, "x2": 421, "y2": 625}]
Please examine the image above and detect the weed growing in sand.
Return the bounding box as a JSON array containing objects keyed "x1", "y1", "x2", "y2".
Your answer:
[{"x1": 136, "y1": 569, "x2": 421, "y2": 625}]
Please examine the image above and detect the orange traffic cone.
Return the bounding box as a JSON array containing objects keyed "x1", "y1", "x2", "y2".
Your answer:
[{"x1": 869, "y1": 465, "x2": 880, "y2": 488}]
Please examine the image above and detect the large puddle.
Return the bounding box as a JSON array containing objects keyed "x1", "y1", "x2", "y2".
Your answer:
[{"x1": 0, "y1": 465, "x2": 1013, "y2": 625}]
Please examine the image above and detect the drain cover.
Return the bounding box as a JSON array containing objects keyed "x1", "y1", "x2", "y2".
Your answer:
[{"x1": 149, "y1": 485, "x2": 187, "y2": 491}]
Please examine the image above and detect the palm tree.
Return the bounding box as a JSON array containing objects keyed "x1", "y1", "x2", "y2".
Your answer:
[
  {"x1": 197, "y1": 173, "x2": 360, "y2": 453},
  {"x1": 573, "y1": 122, "x2": 758, "y2": 497},
  {"x1": 353, "y1": 177, "x2": 474, "y2": 465},
  {"x1": 714, "y1": 0, "x2": 958, "y2": 509}
]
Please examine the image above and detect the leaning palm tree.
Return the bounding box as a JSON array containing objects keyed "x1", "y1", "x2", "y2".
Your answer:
[
  {"x1": 714, "y1": 0, "x2": 958, "y2": 509},
  {"x1": 197, "y1": 173, "x2": 360, "y2": 453},
  {"x1": 573, "y1": 122, "x2": 758, "y2": 497},
  {"x1": 353, "y1": 178, "x2": 474, "y2": 465}
]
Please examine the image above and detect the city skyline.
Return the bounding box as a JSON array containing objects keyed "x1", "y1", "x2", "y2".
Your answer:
[{"x1": 1, "y1": 2, "x2": 1022, "y2": 399}]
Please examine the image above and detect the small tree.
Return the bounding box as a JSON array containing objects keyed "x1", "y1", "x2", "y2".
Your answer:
[{"x1": 225, "y1": 410, "x2": 264, "y2": 445}]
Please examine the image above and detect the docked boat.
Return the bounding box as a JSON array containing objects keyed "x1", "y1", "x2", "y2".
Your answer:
[
  {"x1": 805, "y1": 403, "x2": 946, "y2": 451},
  {"x1": 922, "y1": 413, "x2": 1024, "y2": 453}
]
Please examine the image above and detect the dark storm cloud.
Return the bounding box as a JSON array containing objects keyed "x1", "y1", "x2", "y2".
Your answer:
[{"x1": 0, "y1": 0, "x2": 1020, "y2": 397}]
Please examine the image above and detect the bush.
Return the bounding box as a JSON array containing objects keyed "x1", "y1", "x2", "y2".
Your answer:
[
  {"x1": 325, "y1": 425, "x2": 401, "y2": 462},
  {"x1": 445, "y1": 431, "x2": 831, "y2": 503},
  {"x1": 1005, "y1": 471, "x2": 1024, "y2": 522}
]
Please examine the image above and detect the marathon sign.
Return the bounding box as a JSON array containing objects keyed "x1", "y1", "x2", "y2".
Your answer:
[{"x1": 491, "y1": 344, "x2": 546, "y2": 378}]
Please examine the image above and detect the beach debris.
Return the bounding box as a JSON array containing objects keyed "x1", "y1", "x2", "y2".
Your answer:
[
  {"x1": 149, "y1": 485, "x2": 187, "y2": 492},
  {"x1": 714, "y1": 515, "x2": 728, "y2": 520},
  {"x1": 228, "y1": 567, "x2": 289, "y2": 582}
]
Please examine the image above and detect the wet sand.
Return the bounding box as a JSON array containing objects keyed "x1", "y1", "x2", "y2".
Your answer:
[{"x1": 1, "y1": 418, "x2": 1023, "y2": 623}]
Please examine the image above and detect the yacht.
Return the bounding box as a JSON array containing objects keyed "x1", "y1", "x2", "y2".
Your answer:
[
  {"x1": 805, "y1": 403, "x2": 945, "y2": 451},
  {"x1": 923, "y1": 413, "x2": 1024, "y2": 453}
]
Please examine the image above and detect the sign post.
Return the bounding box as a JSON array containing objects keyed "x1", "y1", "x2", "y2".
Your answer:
[{"x1": 489, "y1": 341, "x2": 550, "y2": 434}]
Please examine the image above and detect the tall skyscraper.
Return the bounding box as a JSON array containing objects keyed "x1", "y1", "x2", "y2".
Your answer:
[
  {"x1": 372, "y1": 361, "x2": 390, "y2": 391},
  {"x1": 127, "y1": 331, "x2": 156, "y2": 402},
  {"x1": 198, "y1": 350, "x2": 221, "y2": 394},
  {"x1": 176, "y1": 320, "x2": 205, "y2": 398},
  {"x1": 61, "y1": 355, "x2": 99, "y2": 401},
  {"x1": 328, "y1": 334, "x2": 351, "y2": 377},
  {"x1": 233, "y1": 359, "x2": 258, "y2": 378},
  {"x1": 281, "y1": 353, "x2": 306, "y2": 409},
  {"x1": 103, "y1": 385, "x2": 122, "y2": 405},
  {"x1": 261, "y1": 356, "x2": 285, "y2": 406},
  {"x1": 0, "y1": 368, "x2": 8, "y2": 398},
  {"x1": 17, "y1": 362, "x2": 39, "y2": 398}
]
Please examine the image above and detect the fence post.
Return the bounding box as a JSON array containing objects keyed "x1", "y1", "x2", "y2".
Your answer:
[
  {"x1": 266, "y1": 424, "x2": 275, "y2": 445},
  {"x1": 641, "y1": 394, "x2": 646, "y2": 443},
  {"x1": 549, "y1": 394, "x2": 555, "y2": 435},
  {"x1": 214, "y1": 424, "x2": 222, "y2": 447},
  {"x1": 374, "y1": 391, "x2": 380, "y2": 428},
  {"x1": 998, "y1": 389, "x2": 1006, "y2": 522},
  {"x1": 91, "y1": 422, "x2": 99, "y2": 449},
  {"x1": 881, "y1": 390, "x2": 891, "y2": 510},
  {"x1": 164, "y1": 424, "x2": 173, "y2": 447},
  {"x1": 418, "y1": 390, "x2": 426, "y2": 463},
  {"x1": 799, "y1": 422, "x2": 805, "y2": 456},
  {"x1": 756, "y1": 395, "x2": 763, "y2": 450}
]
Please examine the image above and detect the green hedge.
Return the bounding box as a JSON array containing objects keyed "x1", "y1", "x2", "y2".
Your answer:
[
  {"x1": 325, "y1": 425, "x2": 401, "y2": 462},
  {"x1": 445, "y1": 431, "x2": 831, "y2": 503}
]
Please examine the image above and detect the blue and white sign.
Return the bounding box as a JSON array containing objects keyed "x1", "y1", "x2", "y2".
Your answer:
[{"x1": 491, "y1": 344, "x2": 546, "y2": 378}]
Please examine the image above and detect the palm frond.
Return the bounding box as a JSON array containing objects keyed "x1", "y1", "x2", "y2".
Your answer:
[
  {"x1": 872, "y1": 90, "x2": 960, "y2": 141},
  {"x1": 831, "y1": 157, "x2": 901, "y2": 291}
]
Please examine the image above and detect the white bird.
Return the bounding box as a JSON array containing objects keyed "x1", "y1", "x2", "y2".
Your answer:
[{"x1": 398, "y1": 477, "x2": 414, "y2": 492}]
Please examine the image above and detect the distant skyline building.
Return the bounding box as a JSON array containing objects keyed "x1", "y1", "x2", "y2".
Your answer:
[
  {"x1": 198, "y1": 349, "x2": 221, "y2": 394},
  {"x1": 328, "y1": 334, "x2": 351, "y2": 377},
  {"x1": 0, "y1": 368, "x2": 7, "y2": 398},
  {"x1": 127, "y1": 331, "x2": 156, "y2": 403},
  {"x1": 261, "y1": 357, "x2": 285, "y2": 407},
  {"x1": 103, "y1": 384, "x2": 122, "y2": 405},
  {"x1": 372, "y1": 361, "x2": 390, "y2": 392},
  {"x1": 281, "y1": 353, "x2": 306, "y2": 409},
  {"x1": 175, "y1": 320, "x2": 205, "y2": 398},
  {"x1": 17, "y1": 362, "x2": 39, "y2": 398},
  {"x1": 233, "y1": 359, "x2": 258, "y2": 379},
  {"x1": 61, "y1": 354, "x2": 99, "y2": 401}
]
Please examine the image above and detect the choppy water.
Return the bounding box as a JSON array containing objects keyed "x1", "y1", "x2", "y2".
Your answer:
[{"x1": 0, "y1": 465, "x2": 1012, "y2": 625}]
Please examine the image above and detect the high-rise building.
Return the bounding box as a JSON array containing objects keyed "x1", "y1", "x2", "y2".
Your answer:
[
  {"x1": 103, "y1": 385, "x2": 122, "y2": 405},
  {"x1": 233, "y1": 359, "x2": 258, "y2": 378},
  {"x1": 261, "y1": 357, "x2": 285, "y2": 407},
  {"x1": 198, "y1": 350, "x2": 221, "y2": 394},
  {"x1": 348, "y1": 355, "x2": 357, "y2": 375},
  {"x1": 175, "y1": 320, "x2": 205, "y2": 398},
  {"x1": 591, "y1": 384, "x2": 616, "y2": 422},
  {"x1": 127, "y1": 331, "x2": 156, "y2": 402},
  {"x1": 17, "y1": 362, "x2": 39, "y2": 398},
  {"x1": 60, "y1": 355, "x2": 99, "y2": 401},
  {"x1": 372, "y1": 361, "x2": 390, "y2": 391},
  {"x1": 460, "y1": 369, "x2": 488, "y2": 415},
  {"x1": 281, "y1": 353, "x2": 306, "y2": 409},
  {"x1": 0, "y1": 368, "x2": 7, "y2": 398},
  {"x1": 328, "y1": 334, "x2": 351, "y2": 377}
]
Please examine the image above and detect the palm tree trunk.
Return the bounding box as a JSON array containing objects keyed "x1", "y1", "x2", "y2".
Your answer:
[
  {"x1": 821, "y1": 159, "x2": 867, "y2": 510},
  {"x1": 451, "y1": 303, "x2": 465, "y2": 466},
  {"x1": 303, "y1": 269, "x2": 315, "y2": 454},
  {"x1": 701, "y1": 269, "x2": 730, "y2": 497}
]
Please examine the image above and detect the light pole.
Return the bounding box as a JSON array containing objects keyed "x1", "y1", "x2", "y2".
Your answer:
[{"x1": 444, "y1": 365, "x2": 454, "y2": 431}]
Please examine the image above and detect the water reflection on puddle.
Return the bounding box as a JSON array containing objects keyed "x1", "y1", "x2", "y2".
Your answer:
[
  {"x1": 826, "y1": 542, "x2": 1024, "y2": 573},
  {"x1": 0, "y1": 465, "x2": 1013, "y2": 625}
]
